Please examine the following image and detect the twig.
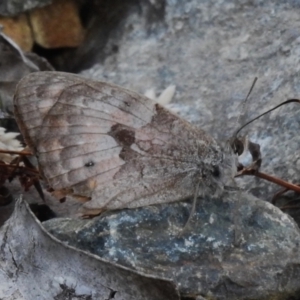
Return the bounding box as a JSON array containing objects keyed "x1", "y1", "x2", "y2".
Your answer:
[{"x1": 236, "y1": 169, "x2": 300, "y2": 194}]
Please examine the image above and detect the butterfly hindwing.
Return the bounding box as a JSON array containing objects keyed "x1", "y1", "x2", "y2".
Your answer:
[{"x1": 14, "y1": 71, "x2": 225, "y2": 213}]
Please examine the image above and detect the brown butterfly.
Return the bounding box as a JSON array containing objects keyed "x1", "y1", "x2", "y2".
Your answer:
[{"x1": 13, "y1": 72, "x2": 236, "y2": 216}]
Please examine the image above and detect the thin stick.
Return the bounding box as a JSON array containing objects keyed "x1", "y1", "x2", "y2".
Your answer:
[
  {"x1": 236, "y1": 169, "x2": 300, "y2": 194},
  {"x1": 281, "y1": 205, "x2": 300, "y2": 210},
  {"x1": 0, "y1": 149, "x2": 32, "y2": 156},
  {"x1": 0, "y1": 161, "x2": 40, "y2": 175},
  {"x1": 271, "y1": 188, "x2": 291, "y2": 204}
]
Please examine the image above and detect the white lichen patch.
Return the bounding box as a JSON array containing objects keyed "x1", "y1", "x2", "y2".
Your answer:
[
  {"x1": 0, "y1": 127, "x2": 23, "y2": 163},
  {"x1": 144, "y1": 85, "x2": 176, "y2": 106}
]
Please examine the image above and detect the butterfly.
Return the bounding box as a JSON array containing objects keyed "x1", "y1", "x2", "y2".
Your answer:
[{"x1": 13, "y1": 71, "x2": 237, "y2": 216}]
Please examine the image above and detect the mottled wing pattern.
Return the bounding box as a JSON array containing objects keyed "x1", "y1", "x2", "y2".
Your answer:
[{"x1": 14, "y1": 71, "x2": 226, "y2": 214}]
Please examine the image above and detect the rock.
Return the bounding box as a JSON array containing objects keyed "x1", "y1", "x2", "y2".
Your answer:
[
  {"x1": 0, "y1": 14, "x2": 33, "y2": 51},
  {"x1": 0, "y1": 30, "x2": 53, "y2": 115},
  {"x1": 0, "y1": 0, "x2": 84, "y2": 52},
  {"x1": 44, "y1": 190, "x2": 300, "y2": 299},
  {"x1": 0, "y1": 0, "x2": 52, "y2": 17},
  {"x1": 0, "y1": 198, "x2": 179, "y2": 300},
  {"x1": 29, "y1": 0, "x2": 84, "y2": 48},
  {"x1": 6, "y1": 1, "x2": 300, "y2": 299}
]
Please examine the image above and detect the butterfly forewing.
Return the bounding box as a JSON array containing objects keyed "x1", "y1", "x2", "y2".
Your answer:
[{"x1": 14, "y1": 71, "x2": 226, "y2": 214}]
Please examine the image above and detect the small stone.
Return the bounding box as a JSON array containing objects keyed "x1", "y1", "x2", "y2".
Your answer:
[
  {"x1": 29, "y1": 0, "x2": 84, "y2": 48},
  {"x1": 0, "y1": 14, "x2": 33, "y2": 51}
]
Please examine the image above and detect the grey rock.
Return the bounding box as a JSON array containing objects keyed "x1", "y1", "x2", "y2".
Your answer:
[
  {"x1": 44, "y1": 190, "x2": 300, "y2": 299},
  {"x1": 0, "y1": 198, "x2": 179, "y2": 300},
  {"x1": 80, "y1": 0, "x2": 300, "y2": 205},
  {"x1": 8, "y1": 1, "x2": 300, "y2": 299},
  {"x1": 0, "y1": 0, "x2": 52, "y2": 16},
  {"x1": 0, "y1": 31, "x2": 53, "y2": 117}
]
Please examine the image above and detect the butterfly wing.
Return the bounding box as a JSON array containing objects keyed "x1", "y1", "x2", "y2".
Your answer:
[{"x1": 14, "y1": 71, "x2": 227, "y2": 213}]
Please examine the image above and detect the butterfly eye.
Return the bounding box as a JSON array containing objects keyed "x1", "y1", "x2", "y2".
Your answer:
[
  {"x1": 231, "y1": 138, "x2": 244, "y2": 156},
  {"x1": 211, "y1": 165, "x2": 220, "y2": 178},
  {"x1": 85, "y1": 161, "x2": 94, "y2": 167}
]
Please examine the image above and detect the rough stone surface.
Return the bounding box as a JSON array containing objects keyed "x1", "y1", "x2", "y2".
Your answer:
[
  {"x1": 0, "y1": 0, "x2": 52, "y2": 16},
  {"x1": 44, "y1": 190, "x2": 300, "y2": 299},
  {"x1": 6, "y1": 1, "x2": 300, "y2": 299},
  {"x1": 0, "y1": 199, "x2": 179, "y2": 300},
  {"x1": 79, "y1": 0, "x2": 300, "y2": 208},
  {"x1": 0, "y1": 31, "x2": 53, "y2": 116}
]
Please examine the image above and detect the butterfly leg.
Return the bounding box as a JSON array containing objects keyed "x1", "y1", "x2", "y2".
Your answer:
[{"x1": 178, "y1": 182, "x2": 200, "y2": 236}]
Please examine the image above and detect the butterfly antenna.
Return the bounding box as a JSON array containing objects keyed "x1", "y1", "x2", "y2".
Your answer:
[
  {"x1": 235, "y1": 99, "x2": 300, "y2": 137},
  {"x1": 179, "y1": 182, "x2": 200, "y2": 236},
  {"x1": 234, "y1": 77, "x2": 258, "y2": 131}
]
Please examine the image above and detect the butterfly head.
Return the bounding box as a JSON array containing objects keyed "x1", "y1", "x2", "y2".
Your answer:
[{"x1": 197, "y1": 138, "x2": 238, "y2": 196}]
